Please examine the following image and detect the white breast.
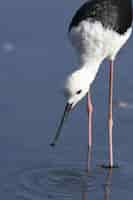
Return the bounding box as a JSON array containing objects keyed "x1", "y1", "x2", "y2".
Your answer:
[{"x1": 69, "y1": 20, "x2": 132, "y2": 64}]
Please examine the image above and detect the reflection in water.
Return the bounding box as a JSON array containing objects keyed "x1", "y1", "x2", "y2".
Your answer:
[
  {"x1": 81, "y1": 173, "x2": 88, "y2": 200},
  {"x1": 103, "y1": 169, "x2": 112, "y2": 200},
  {"x1": 81, "y1": 169, "x2": 113, "y2": 200}
]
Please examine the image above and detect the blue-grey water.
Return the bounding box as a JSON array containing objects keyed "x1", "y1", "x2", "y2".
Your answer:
[{"x1": 0, "y1": 0, "x2": 133, "y2": 199}]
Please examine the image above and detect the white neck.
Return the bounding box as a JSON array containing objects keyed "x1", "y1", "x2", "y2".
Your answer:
[
  {"x1": 78, "y1": 50, "x2": 104, "y2": 65},
  {"x1": 78, "y1": 57, "x2": 103, "y2": 86}
]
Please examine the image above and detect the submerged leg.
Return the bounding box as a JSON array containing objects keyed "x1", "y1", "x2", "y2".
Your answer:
[{"x1": 108, "y1": 60, "x2": 114, "y2": 167}]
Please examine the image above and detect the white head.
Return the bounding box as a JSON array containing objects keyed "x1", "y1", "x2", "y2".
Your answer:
[
  {"x1": 64, "y1": 68, "x2": 90, "y2": 108},
  {"x1": 50, "y1": 67, "x2": 90, "y2": 146}
]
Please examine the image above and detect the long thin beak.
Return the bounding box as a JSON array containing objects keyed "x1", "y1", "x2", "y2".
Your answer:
[{"x1": 50, "y1": 103, "x2": 72, "y2": 147}]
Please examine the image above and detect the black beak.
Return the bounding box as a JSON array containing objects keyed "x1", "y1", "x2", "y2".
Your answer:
[{"x1": 50, "y1": 103, "x2": 73, "y2": 147}]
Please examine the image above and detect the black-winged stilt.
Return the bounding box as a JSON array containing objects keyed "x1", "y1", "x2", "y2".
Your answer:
[{"x1": 50, "y1": 0, "x2": 132, "y2": 168}]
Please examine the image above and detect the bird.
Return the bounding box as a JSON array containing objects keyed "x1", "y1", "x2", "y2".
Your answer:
[{"x1": 50, "y1": 0, "x2": 133, "y2": 168}]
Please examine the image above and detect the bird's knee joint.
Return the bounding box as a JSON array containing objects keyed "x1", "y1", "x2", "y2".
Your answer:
[
  {"x1": 87, "y1": 104, "x2": 93, "y2": 113},
  {"x1": 108, "y1": 118, "x2": 113, "y2": 127}
]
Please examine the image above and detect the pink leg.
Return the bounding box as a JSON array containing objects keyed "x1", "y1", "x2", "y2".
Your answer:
[
  {"x1": 108, "y1": 61, "x2": 114, "y2": 167},
  {"x1": 86, "y1": 93, "x2": 93, "y2": 170},
  {"x1": 87, "y1": 93, "x2": 93, "y2": 150}
]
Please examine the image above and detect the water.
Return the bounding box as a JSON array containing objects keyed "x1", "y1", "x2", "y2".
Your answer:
[{"x1": 0, "y1": 0, "x2": 133, "y2": 199}]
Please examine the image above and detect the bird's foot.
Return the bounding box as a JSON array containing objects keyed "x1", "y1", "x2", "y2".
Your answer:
[{"x1": 99, "y1": 164, "x2": 120, "y2": 169}]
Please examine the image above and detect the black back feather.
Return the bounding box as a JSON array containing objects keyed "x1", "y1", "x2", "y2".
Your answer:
[{"x1": 69, "y1": 0, "x2": 132, "y2": 34}]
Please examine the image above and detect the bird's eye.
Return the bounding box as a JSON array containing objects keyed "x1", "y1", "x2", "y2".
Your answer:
[{"x1": 76, "y1": 90, "x2": 82, "y2": 95}]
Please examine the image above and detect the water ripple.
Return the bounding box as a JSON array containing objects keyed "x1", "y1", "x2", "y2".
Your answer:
[
  {"x1": 6, "y1": 162, "x2": 133, "y2": 200},
  {"x1": 14, "y1": 165, "x2": 107, "y2": 200}
]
